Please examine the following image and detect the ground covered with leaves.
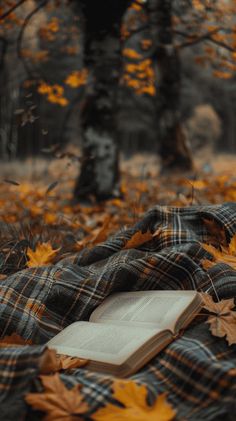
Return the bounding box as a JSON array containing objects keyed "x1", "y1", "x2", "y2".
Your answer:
[
  {"x1": 1, "y1": 151, "x2": 236, "y2": 421},
  {"x1": 0, "y1": 150, "x2": 236, "y2": 277}
]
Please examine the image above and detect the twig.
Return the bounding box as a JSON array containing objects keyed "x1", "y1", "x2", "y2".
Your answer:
[{"x1": 0, "y1": 0, "x2": 26, "y2": 21}]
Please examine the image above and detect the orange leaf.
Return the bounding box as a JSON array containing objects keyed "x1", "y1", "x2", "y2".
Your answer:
[
  {"x1": 200, "y1": 293, "x2": 236, "y2": 345},
  {"x1": 229, "y1": 234, "x2": 236, "y2": 255},
  {"x1": 202, "y1": 218, "x2": 227, "y2": 246},
  {"x1": 39, "y1": 349, "x2": 61, "y2": 374},
  {"x1": 26, "y1": 242, "x2": 60, "y2": 267},
  {"x1": 124, "y1": 230, "x2": 153, "y2": 249},
  {"x1": 25, "y1": 373, "x2": 88, "y2": 421},
  {"x1": 39, "y1": 349, "x2": 88, "y2": 374},
  {"x1": 91, "y1": 216, "x2": 111, "y2": 245},
  {"x1": 201, "y1": 243, "x2": 236, "y2": 270},
  {"x1": 122, "y1": 48, "x2": 142, "y2": 59},
  {"x1": 57, "y1": 355, "x2": 88, "y2": 370},
  {"x1": 213, "y1": 70, "x2": 233, "y2": 79},
  {"x1": 92, "y1": 380, "x2": 175, "y2": 421}
]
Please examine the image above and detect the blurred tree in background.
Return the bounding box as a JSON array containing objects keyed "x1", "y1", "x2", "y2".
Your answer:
[{"x1": 0, "y1": 0, "x2": 236, "y2": 201}]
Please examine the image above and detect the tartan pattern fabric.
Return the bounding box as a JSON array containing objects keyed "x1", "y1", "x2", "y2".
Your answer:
[{"x1": 0, "y1": 202, "x2": 236, "y2": 420}]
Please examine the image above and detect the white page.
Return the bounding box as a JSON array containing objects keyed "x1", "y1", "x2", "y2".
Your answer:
[
  {"x1": 47, "y1": 321, "x2": 159, "y2": 364},
  {"x1": 90, "y1": 290, "x2": 197, "y2": 330}
]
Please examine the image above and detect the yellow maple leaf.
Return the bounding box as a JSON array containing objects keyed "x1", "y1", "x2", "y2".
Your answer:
[
  {"x1": 26, "y1": 242, "x2": 60, "y2": 267},
  {"x1": 25, "y1": 373, "x2": 88, "y2": 421},
  {"x1": 92, "y1": 381, "x2": 175, "y2": 421},
  {"x1": 202, "y1": 234, "x2": 236, "y2": 270},
  {"x1": 65, "y1": 69, "x2": 88, "y2": 88}
]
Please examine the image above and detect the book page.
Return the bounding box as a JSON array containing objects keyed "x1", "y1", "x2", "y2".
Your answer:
[
  {"x1": 90, "y1": 290, "x2": 197, "y2": 331},
  {"x1": 47, "y1": 321, "x2": 160, "y2": 365}
]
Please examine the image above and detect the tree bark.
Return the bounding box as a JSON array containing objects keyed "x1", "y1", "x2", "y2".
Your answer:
[
  {"x1": 73, "y1": 1, "x2": 129, "y2": 201},
  {"x1": 149, "y1": 0, "x2": 193, "y2": 172}
]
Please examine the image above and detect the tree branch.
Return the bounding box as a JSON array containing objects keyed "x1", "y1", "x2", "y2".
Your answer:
[
  {"x1": 208, "y1": 37, "x2": 236, "y2": 53},
  {"x1": 16, "y1": 0, "x2": 49, "y2": 80},
  {"x1": 175, "y1": 28, "x2": 221, "y2": 49},
  {"x1": 0, "y1": 0, "x2": 27, "y2": 21}
]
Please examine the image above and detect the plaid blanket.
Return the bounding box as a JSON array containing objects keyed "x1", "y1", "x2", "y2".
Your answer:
[{"x1": 1, "y1": 203, "x2": 236, "y2": 420}]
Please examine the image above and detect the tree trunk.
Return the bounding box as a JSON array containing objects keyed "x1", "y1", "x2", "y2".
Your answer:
[
  {"x1": 149, "y1": 0, "x2": 193, "y2": 172},
  {"x1": 74, "y1": 1, "x2": 129, "y2": 201}
]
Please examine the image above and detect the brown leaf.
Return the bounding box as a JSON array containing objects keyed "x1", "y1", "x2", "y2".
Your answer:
[
  {"x1": 124, "y1": 230, "x2": 153, "y2": 249},
  {"x1": 200, "y1": 293, "x2": 236, "y2": 345},
  {"x1": 202, "y1": 218, "x2": 227, "y2": 247},
  {"x1": 91, "y1": 215, "x2": 111, "y2": 245},
  {"x1": 0, "y1": 333, "x2": 32, "y2": 347},
  {"x1": 39, "y1": 349, "x2": 88, "y2": 374},
  {"x1": 39, "y1": 349, "x2": 61, "y2": 374},
  {"x1": 57, "y1": 355, "x2": 88, "y2": 370},
  {"x1": 25, "y1": 373, "x2": 88, "y2": 421},
  {"x1": 229, "y1": 234, "x2": 236, "y2": 255}
]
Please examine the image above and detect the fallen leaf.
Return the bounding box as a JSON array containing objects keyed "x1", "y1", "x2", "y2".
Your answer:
[
  {"x1": 92, "y1": 380, "x2": 176, "y2": 421},
  {"x1": 190, "y1": 180, "x2": 208, "y2": 190},
  {"x1": 27, "y1": 242, "x2": 60, "y2": 267},
  {"x1": 229, "y1": 234, "x2": 236, "y2": 255},
  {"x1": 0, "y1": 333, "x2": 32, "y2": 347},
  {"x1": 124, "y1": 230, "x2": 153, "y2": 249},
  {"x1": 201, "y1": 293, "x2": 236, "y2": 345},
  {"x1": 201, "y1": 243, "x2": 236, "y2": 270},
  {"x1": 202, "y1": 218, "x2": 227, "y2": 246},
  {"x1": 58, "y1": 355, "x2": 88, "y2": 370},
  {"x1": 25, "y1": 373, "x2": 88, "y2": 421},
  {"x1": 91, "y1": 215, "x2": 111, "y2": 245},
  {"x1": 39, "y1": 349, "x2": 61, "y2": 374},
  {"x1": 39, "y1": 349, "x2": 88, "y2": 374}
]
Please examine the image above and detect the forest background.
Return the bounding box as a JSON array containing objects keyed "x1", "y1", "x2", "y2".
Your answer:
[{"x1": 0, "y1": 0, "x2": 236, "y2": 272}]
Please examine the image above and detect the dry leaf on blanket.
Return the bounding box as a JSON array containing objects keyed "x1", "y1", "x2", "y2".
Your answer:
[
  {"x1": 124, "y1": 230, "x2": 153, "y2": 249},
  {"x1": 57, "y1": 354, "x2": 88, "y2": 370},
  {"x1": 26, "y1": 242, "x2": 60, "y2": 267},
  {"x1": 229, "y1": 234, "x2": 236, "y2": 255},
  {"x1": 202, "y1": 218, "x2": 227, "y2": 247},
  {"x1": 39, "y1": 349, "x2": 61, "y2": 374},
  {"x1": 201, "y1": 293, "x2": 236, "y2": 345},
  {"x1": 25, "y1": 373, "x2": 88, "y2": 421},
  {"x1": 0, "y1": 333, "x2": 32, "y2": 346},
  {"x1": 92, "y1": 380, "x2": 176, "y2": 421},
  {"x1": 40, "y1": 349, "x2": 88, "y2": 374},
  {"x1": 201, "y1": 234, "x2": 236, "y2": 270}
]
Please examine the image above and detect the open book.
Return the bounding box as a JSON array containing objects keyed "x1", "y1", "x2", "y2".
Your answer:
[{"x1": 47, "y1": 290, "x2": 202, "y2": 377}]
